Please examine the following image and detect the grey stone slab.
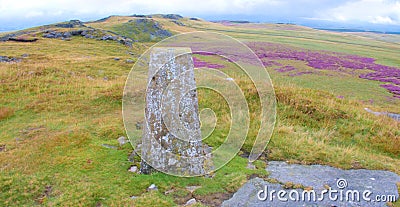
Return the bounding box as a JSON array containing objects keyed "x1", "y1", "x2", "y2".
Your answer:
[{"x1": 222, "y1": 161, "x2": 400, "y2": 207}]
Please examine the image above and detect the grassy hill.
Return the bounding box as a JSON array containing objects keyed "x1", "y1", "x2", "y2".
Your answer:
[{"x1": 0, "y1": 15, "x2": 399, "y2": 206}]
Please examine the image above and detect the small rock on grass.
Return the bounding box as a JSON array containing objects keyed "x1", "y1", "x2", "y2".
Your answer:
[
  {"x1": 147, "y1": 184, "x2": 158, "y2": 191},
  {"x1": 184, "y1": 198, "x2": 197, "y2": 206},
  {"x1": 128, "y1": 166, "x2": 138, "y2": 173}
]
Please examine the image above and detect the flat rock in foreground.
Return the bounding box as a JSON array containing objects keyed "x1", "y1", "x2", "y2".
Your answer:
[{"x1": 222, "y1": 161, "x2": 400, "y2": 207}]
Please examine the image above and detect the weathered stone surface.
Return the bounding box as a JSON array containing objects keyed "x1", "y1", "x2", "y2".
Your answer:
[
  {"x1": 43, "y1": 31, "x2": 62, "y2": 38},
  {"x1": 101, "y1": 35, "x2": 118, "y2": 41},
  {"x1": 222, "y1": 178, "x2": 281, "y2": 207},
  {"x1": 119, "y1": 38, "x2": 133, "y2": 47},
  {"x1": 55, "y1": 20, "x2": 84, "y2": 28},
  {"x1": 37, "y1": 26, "x2": 135, "y2": 46},
  {"x1": 63, "y1": 32, "x2": 71, "y2": 38},
  {"x1": 140, "y1": 47, "x2": 208, "y2": 176},
  {"x1": 222, "y1": 161, "x2": 400, "y2": 206},
  {"x1": 0, "y1": 56, "x2": 21, "y2": 63},
  {"x1": 84, "y1": 34, "x2": 94, "y2": 39},
  {"x1": 70, "y1": 30, "x2": 83, "y2": 36},
  {"x1": 161, "y1": 14, "x2": 183, "y2": 19},
  {"x1": 0, "y1": 34, "x2": 14, "y2": 41}
]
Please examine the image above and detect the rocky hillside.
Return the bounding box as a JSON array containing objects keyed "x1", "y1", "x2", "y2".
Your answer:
[{"x1": 0, "y1": 14, "x2": 189, "y2": 45}]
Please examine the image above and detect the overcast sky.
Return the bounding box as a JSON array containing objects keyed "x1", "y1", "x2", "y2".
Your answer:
[{"x1": 1, "y1": 0, "x2": 399, "y2": 32}]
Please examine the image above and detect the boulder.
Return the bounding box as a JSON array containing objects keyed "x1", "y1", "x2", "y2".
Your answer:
[
  {"x1": 161, "y1": 14, "x2": 183, "y2": 19},
  {"x1": 101, "y1": 35, "x2": 118, "y2": 41},
  {"x1": 55, "y1": 20, "x2": 84, "y2": 28},
  {"x1": 84, "y1": 34, "x2": 94, "y2": 39},
  {"x1": 63, "y1": 32, "x2": 72, "y2": 38},
  {"x1": 43, "y1": 31, "x2": 63, "y2": 39},
  {"x1": 70, "y1": 30, "x2": 83, "y2": 36}
]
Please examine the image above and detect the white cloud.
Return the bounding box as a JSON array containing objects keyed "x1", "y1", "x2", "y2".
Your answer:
[
  {"x1": 317, "y1": 0, "x2": 400, "y2": 25},
  {"x1": 0, "y1": 0, "x2": 399, "y2": 31},
  {"x1": 25, "y1": 11, "x2": 44, "y2": 18},
  {"x1": 371, "y1": 16, "x2": 396, "y2": 24},
  {"x1": 0, "y1": 0, "x2": 282, "y2": 19}
]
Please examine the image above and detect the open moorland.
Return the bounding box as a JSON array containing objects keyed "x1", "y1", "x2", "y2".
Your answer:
[{"x1": 1, "y1": 14, "x2": 399, "y2": 206}]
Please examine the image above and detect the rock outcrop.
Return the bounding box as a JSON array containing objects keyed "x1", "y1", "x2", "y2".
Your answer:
[
  {"x1": 54, "y1": 20, "x2": 84, "y2": 28},
  {"x1": 0, "y1": 56, "x2": 21, "y2": 63},
  {"x1": 0, "y1": 20, "x2": 136, "y2": 47},
  {"x1": 222, "y1": 161, "x2": 400, "y2": 207},
  {"x1": 41, "y1": 29, "x2": 135, "y2": 46}
]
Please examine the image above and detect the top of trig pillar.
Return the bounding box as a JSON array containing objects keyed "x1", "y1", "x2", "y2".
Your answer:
[{"x1": 149, "y1": 47, "x2": 193, "y2": 80}]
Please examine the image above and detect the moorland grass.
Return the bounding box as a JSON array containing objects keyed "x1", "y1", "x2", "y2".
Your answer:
[{"x1": 1, "y1": 18, "x2": 399, "y2": 206}]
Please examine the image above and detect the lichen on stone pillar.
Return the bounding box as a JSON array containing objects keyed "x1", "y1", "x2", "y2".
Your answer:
[{"x1": 140, "y1": 47, "x2": 209, "y2": 176}]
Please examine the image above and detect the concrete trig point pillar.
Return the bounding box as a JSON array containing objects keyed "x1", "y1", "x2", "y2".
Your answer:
[{"x1": 140, "y1": 47, "x2": 208, "y2": 176}]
